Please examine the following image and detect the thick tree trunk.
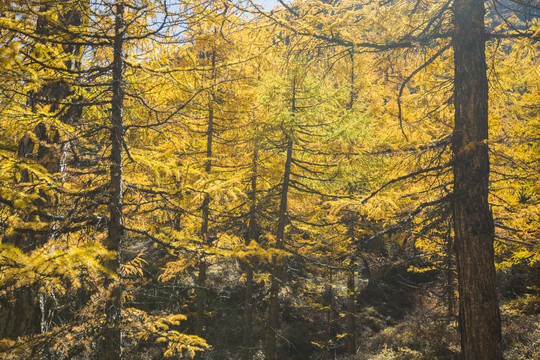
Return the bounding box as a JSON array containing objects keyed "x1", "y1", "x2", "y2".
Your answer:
[
  {"x1": 452, "y1": 1, "x2": 502, "y2": 359},
  {"x1": 0, "y1": 288, "x2": 40, "y2": 338},
  {"x1": 102, "y1": 2, "x2": 125, "y2": 359}
]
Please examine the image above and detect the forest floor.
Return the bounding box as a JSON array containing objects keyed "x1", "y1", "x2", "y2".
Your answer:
[{"x1": 340, "y1": 305, "x2": 540, "y2": 360}]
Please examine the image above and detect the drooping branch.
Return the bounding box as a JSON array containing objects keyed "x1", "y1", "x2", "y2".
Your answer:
[{"x1": 397, "y1": 43, "x2": 452, "y2": 141}]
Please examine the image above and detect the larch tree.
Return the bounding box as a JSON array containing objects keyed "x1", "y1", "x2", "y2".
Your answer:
[
  {"x1": 253, "y1": 36, "x2": 374, "y2": 356},
  {"x1": 258, "y1": 0, "x2": 533, "y2": 358},
  {"x1": 0, "y1": 0, "x2": 101, "y2": 343},
  {"x1": 452, "y1": 0, "x2": 502, "y2": 358},
  {"x1": 0, "y1": 0, "x2": 212, "y2": 358},
  {"x1": 1, "y1": 0, "x2": 539, "y2": 358},
  {"x1": 102, "y1": 1, "x2": 125, "y2": 358}
]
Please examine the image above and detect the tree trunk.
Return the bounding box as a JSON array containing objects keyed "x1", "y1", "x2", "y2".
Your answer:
[
  {"x1": 266, "y1": 261, "x2": 280, "y2": 360},
  {"x1": 265, "y1": 135, "x2": 292, "y2": 360},
  {"x1": 0, "y1": 288, "x2": 40, "y2": 339},
  {"x1": 346, "y1": 214, "x2": 356, "y2": 355},
  {"x1": 102, "y1": 2, "x2": 125, "y2": 359},
  {"x1": 346, "y1": 260, "x2": 356, "y2": 355},
  {"x1": 323, "y1": 281, "x2": 333, "y2": 360},
  {"x1": 242, "y1": 264, "x2": 255, "y2": 360},
  {"x1": 445, "y1": 221, "x2": 454, "y2": 319},
  {"x1": 452, "y1": 0, "x2": 502, "y2": 359},
  {"x1": 265, "y1": 77, "x2": 296, "y2": 360},
  {"x1": 346, "y1": 53, "x2": 357, "y2": 356},
  {"x1": 242, "y1": 144, "x2": 259, "y2": 360},
  {"x1": 196, "y1": 48, "x2": 216, "y2": 336}
]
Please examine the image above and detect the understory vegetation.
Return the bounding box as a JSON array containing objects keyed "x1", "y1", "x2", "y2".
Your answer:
[{"x1": 1, "y1": 0, "x2": 539, "y2": 359}]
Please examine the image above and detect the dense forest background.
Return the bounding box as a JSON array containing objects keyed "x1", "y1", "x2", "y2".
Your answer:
[{"x1": 0, "y1": 0, "x2": 539, "y2": 359}]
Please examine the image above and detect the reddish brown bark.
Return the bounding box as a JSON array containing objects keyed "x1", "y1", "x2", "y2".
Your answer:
[{"x1": 452, "y1": 0, "x2": 502, "y2": 358}]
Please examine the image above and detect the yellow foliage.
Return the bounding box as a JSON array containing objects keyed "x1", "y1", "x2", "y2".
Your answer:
[
  {"x1": 0, "y1": 242, "x2": 113, "y2": 295},
  {"x1": 125, "y1": 308, "x2": 209, "y2": 358},
  {"x1": 122, "y1": 251, "x2": 148, "y2": 278}
]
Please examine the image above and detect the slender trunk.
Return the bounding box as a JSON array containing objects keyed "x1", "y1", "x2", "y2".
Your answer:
[
  {"x1": 103, "y1": 3, "x2": 125, "y2": 359},
  {"x1": 196, "y1": 48, "x2": 216, "y2": 336},
  {"x1": 346, "y1": 53, "x2": 357, "y2": 356},
  {"x1": 266, "y1": 77, "x2": 296, "y2": 360},
  {"x1": 346, "y1": 216, "x2": 356, "y2": 355},
  {"x1": 369, "y1": 232, "x2": 381, "y2": 289},
  {"x1": 346, "y1": 260, "x2": 356, "y2": 355},
  {"x1": 265, "y1": 136, "x2": 292, "y2": 360},
  {"x1": 323, "y1": 281, "x2": 333, "y2": 360},
  {"x1": 242, "y1": 144, "x2": 259, "y2": 360},
  {"x1": 266, "y1": 262, "x2": 280, "y2": 360},
  {"x1": 242, "y1": 265, "x2": 254, "y2": 360},
  {"x1": 452, "y1": 1, "x2": 502, "y2": 359},
  {"x1": 347, "y1": 50, "x2": 355, "y2": 111}
]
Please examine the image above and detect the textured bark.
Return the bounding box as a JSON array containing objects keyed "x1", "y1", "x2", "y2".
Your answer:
[
  {"x1": 452, "y1": 0, "x2": 502, "y2": 359},
  {"x1": 0, "y1": 288, "x2": 40, "y2": 338},
  {"x1": 102, "y1": 2, "x2": 125, "y2": 359},
  {"x1": 265, "y1": 77, "x2": 296, "y2": 360},
  {"x1": 445, "y1": 223, "x2": 455, "y2": 318}
]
